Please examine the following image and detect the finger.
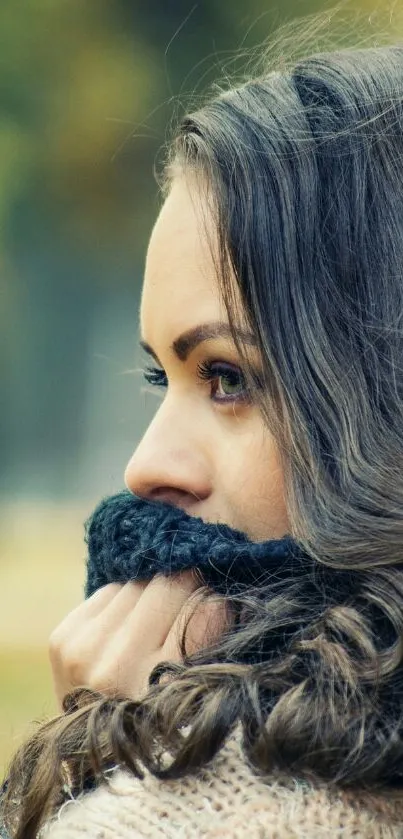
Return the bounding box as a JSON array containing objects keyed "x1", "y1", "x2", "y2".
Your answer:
[
  {"x1": 81, "y1": 583, "x2": 125, "y2": 618},
  {"x1": 123, "y1": 570, "x2": 200, "y2": 651},
  {"x1": 89, "y1": 579, "x2": 149, "y2": 632},
  {"x1": 49, "y1": 581, "x2": 146, "y2": 675},
  {"x1": 49, "y1": 583, "x2": 125, "y2": 648},
  {"x1": 49, "y1": 580, "x2": 149, "y2": 675},
  {"x1": 162, "y1": 595, "x2": 231, "y2": 659},
  {"x1": 72, "y1": 576, "x2": 198, "y2": 700},
  {"x1": 52, "y1": 572, "x2": 197, "y2": 682}
]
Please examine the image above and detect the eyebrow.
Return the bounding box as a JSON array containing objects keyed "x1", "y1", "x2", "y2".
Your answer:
[{"x1": 139, "y1": 322, "x2": 257, "y2": 363}]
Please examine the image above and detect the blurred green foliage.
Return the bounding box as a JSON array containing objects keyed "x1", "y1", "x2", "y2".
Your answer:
[{"x1": 1, "y1": 0, "x2": 396, "y2": 499}]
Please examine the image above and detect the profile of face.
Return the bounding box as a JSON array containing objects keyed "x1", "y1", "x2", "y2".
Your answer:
[{"x1": 124, "y1": 176, "x2": 290, "y2": 542}]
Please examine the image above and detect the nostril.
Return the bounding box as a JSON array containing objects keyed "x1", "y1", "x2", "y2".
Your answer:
[
  {"x1": 149, "y1": 488, "x2": 174, "y2": 505},
  {"x1": 148, "y1": 488, "x2": 194, "y2": 508}
]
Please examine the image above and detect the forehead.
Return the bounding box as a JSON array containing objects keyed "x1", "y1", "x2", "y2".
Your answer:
[{"x1": 140, "y1": 177, "x2": 225, "y2": 338}]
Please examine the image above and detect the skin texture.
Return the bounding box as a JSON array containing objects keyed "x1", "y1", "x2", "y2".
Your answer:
[
  {"x1": 49, "y1": 176, "x2": 289, "y2": 707},
  {"x1": 126, "y1": 176, "x2": 289, "y2": 541},
  {"x1": 49, "y1": 571, "x2": 228, "y2": 707}
]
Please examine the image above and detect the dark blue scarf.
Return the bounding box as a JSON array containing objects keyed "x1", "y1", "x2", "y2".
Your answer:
[
  {"x1": 84, "y1": 491, "x2": 362, "y2": 665},
  {"x1": 85, "y1": 490, "x2": 305, "y2": 598}
]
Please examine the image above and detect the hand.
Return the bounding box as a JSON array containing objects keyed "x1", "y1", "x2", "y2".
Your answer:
[{"x1": 49, "y1": 571, "x2": 229, "y2": 709}]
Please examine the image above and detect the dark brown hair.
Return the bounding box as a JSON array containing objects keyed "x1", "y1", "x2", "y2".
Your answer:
[{"x1": 5, "y1": 7, "x2": 403, "y2": 837}]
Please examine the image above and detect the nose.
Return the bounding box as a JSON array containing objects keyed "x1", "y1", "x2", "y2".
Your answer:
[{"x1": 124, "y1": 398, "x2": 212, "y2": 511}]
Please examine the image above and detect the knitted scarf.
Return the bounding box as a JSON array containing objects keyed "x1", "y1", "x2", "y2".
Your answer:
[
  {"x1": 85, "y1": 490, "x2": 304, "y2": 597},
  {"x1": 84, "y1": 490, "x2": 362, "y2": 665}
]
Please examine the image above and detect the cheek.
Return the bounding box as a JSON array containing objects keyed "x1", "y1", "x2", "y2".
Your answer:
[{"x1": 218, "y1": 422, "x2": 288, "y2": 540}]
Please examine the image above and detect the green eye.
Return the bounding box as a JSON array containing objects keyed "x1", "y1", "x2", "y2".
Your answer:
[
  {"x1": 218, "y1": 371, "x2": 244, "y2": 396},
  {"x1": 197, "y1": 361, "x2": 249, "y2": 404},
  {"x1": 143, "y1": 360, "x2": 257, "y2": 406}
]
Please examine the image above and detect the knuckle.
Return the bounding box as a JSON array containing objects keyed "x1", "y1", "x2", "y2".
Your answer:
[
  {"x1": 88, "y1": 672, "x2": 105, "y2": 693},
  {"x1": 48, "y1": 627, "x2": 64, "y2": 658},
  {"x1": 90, "y1": 668, "x2": 119, "y2": 696},
  {"x1": 58, "y1": 643, "x2": 89, "y2": 685}
]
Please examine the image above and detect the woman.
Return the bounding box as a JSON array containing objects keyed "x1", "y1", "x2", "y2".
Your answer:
[{"x1": 4, "y1": 21, "x2": 403, "y2": 839}]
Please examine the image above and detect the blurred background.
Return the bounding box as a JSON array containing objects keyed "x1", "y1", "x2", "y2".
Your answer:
[{"x1": 0, "y1": 0, "x2": 401, "y2": 775}]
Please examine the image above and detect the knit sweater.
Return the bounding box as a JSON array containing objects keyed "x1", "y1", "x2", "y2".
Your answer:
[{"x1": 42, "y1": 726, "x2": 403, "y2": 838}]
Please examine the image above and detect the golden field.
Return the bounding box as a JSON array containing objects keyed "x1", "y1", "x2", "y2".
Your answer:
[{"x1": 0, "y1": 501, "x2": 90, "y2": 777}]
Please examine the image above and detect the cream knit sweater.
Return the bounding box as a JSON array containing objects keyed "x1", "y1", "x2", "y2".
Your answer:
[{"x1": 42, "y1": 727, "x2": 403, "y2": 838}]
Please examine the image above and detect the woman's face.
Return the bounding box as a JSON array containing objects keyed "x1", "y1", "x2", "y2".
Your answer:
[{"x1": 124, "y1": 176, "x2": 289, "y2": 541}]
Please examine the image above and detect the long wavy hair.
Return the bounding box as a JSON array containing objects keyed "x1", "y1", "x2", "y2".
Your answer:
[{"x1": 5, "y1": 9, "x2": 403, "y2": 838}]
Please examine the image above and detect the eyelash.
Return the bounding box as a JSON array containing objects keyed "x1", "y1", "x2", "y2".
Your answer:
[{"x1": 143, "y1": 360, "x2": 252, "y2": 405}]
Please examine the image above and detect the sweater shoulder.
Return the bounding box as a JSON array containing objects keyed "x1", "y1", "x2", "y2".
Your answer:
[{"x1": 41, "y1": 732, "x2": 403, "y2": 839}]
